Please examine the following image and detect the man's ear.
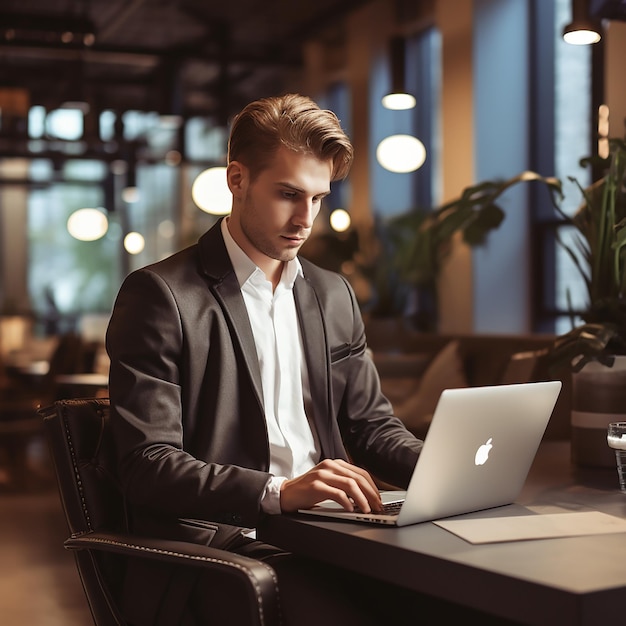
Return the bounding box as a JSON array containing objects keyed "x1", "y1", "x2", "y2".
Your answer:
[{"x1": 227, "y1": 161, "x2": 247, "y2": 195}]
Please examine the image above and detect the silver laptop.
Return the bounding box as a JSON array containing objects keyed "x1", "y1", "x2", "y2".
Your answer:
[{"x1": 299, "y1": 381, "x2": 562, "y2": 526}]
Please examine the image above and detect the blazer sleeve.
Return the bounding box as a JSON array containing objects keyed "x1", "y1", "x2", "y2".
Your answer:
[
  {"x1": 305, "y1": 265, "x2": 423, "y2": 487},
  {"x1": 106, "y1": 267, "x2": 271, "y2": 529}
]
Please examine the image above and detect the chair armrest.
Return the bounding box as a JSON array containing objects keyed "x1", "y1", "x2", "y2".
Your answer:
[{"x1": 65, "y1": 531, "x2": 280, "y2": 625}]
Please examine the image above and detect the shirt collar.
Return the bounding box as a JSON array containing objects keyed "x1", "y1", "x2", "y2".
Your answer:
[{"x1": 221, "y1": 217, "x2": 303, "y2": 289}]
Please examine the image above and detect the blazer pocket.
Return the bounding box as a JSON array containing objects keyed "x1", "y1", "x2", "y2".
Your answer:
[{"x1": 330, "y1": 342, "x2": 352, "y2": 364}]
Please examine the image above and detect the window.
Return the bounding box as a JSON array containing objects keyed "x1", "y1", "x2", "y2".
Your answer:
[
  {"x1": 21, "y1": 108, "x2": 191, "y2": 332},
  {"x1": 533, "y1": 0, "x2": 593, "y2": 334},
  {"x1": 317, "y1": 81, "x2": 352, "y2": 214},
  {"x1": 27, "y1": 164, "x2": 120, "y2": 330}
]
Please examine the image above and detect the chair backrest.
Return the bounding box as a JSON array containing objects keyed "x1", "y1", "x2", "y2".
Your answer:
[
  {"x1": 40, "y1": 397, "x2": 281, "y2": 626},
  {"x1": 39, "y1": 397, "x2": 126, "y2": 626},
  {"x1": 41, "y1": 397, "x2": 124, "y2": 535}
]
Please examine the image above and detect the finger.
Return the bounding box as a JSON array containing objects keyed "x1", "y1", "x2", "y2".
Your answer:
[
  {"x1": 281, "y1": 474, "x2": 356, "y2": 512},
  {"x1": 323, "y1": 460, "x2": 383, "y2": 510},
  {"x1": 329, "y1": 459, "x2": 380, "y2": 491},
  {"x1": 319, "y1": 485, "x2": 358, "y2": 511},
  {"x1": 315, "y1": 469, "x2": 380, "y2": 513}
]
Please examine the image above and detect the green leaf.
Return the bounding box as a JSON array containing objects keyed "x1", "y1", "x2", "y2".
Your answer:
[{"x1": 462, "y1": 204, "x2": 505, "y2": 246}]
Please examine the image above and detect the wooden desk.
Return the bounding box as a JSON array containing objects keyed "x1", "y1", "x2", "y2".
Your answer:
[{"x1": 258, "y1": 442, "x2": 626, "y2": 625}]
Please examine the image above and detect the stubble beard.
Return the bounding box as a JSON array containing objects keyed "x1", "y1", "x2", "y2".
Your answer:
[{"x1": 240, "y1": 215, "x2": 306, "y2": 264}]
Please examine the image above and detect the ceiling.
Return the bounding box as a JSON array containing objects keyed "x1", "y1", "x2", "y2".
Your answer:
[
  {"x1": 1, "y1": 0, "x2": 625, "y2": 164},
  {"x1": 591, "y1": 0, "x2": 626, "y2": 21},
  {"x1": 2, "y1": 0, "x2": 626, "y2": 124},
  {"x1": 0, "y1": 0, "x2": 373, "y2": 124}
]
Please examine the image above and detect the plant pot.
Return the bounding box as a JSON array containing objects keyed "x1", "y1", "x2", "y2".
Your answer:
[{"x1": 571, "y1": 355, "x2": 626, "y2": 468}]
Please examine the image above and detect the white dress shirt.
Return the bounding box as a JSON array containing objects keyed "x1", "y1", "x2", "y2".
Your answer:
[{"x1": 221, "y1": 219, "x2": 321, "y2": 513}]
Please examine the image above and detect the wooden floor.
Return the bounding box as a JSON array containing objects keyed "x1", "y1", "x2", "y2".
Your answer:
[{"x1": 0, "y1": 435, "x2": 93, "y2": 626}]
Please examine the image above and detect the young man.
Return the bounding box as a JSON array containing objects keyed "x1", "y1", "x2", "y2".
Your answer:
[{"x1": 106, "y1": 93, "x2": 423, "y2": 625}]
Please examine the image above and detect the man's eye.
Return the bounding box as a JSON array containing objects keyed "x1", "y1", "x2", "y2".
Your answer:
[{"x1": 282, "y1": 191, "x2": 297, "y2": 199}]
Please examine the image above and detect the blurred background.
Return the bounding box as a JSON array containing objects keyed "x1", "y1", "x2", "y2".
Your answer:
[{"x1": 1, "y1": 0, "x2": 626, "y2": 622}]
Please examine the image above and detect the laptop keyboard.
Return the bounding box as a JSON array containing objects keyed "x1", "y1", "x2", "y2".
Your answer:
[{"x1": 355, "y1": 500, "x2": 404, "y2": 515}]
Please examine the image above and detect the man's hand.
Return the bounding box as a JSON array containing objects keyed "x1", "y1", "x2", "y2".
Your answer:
[{"x1": 280, "y1": 459, "x2": 383, "y2": 513}]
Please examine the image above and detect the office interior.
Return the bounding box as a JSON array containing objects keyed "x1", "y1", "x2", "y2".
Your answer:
[{"x1": 1, "y1": 0, "x2": 626, "y2": 623}]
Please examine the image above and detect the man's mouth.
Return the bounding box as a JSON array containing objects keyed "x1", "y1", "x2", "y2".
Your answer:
[{"x1": 282, "y1": 234, "x2": 306, "y2": 244}]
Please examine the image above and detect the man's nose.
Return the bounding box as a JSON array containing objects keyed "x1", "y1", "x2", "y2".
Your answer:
[{"x1": 293, "y1": 199, "x2": 315, "y2": 229}]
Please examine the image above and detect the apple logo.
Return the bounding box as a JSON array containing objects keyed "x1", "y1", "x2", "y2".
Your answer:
[{"x1": 474, "y1": 437, "x2": 493, "y2": 466}]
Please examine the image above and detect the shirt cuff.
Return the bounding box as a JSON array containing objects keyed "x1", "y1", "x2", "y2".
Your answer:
[{"x1": 261, "y1": 475, "x2": 288, "y2": 514}]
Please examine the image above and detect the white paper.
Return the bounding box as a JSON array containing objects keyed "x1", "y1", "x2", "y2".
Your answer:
[{"x1": 434, "y1": 511, "x2": 626, "y2": 544}]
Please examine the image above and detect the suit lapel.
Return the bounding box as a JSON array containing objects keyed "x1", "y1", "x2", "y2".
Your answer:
[
  {"x1": 294, "y1": 275, "x2": 333, "y2": 456},
  {"x1": 213, "y1": 276, "x2": 265, "y2": 409},
  {"x1": 198, "y1": 222, "x2": 264, "y2": 410}
]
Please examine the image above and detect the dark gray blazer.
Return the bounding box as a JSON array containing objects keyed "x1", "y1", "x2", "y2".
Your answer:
[{"x1": 106, "y1": 217, "x2": 421, "y2": 543}]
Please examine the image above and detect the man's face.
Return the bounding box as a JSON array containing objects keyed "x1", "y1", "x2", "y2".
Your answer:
[{"x1": 227, "y1": 146, "x2": 332, "y2": 276}]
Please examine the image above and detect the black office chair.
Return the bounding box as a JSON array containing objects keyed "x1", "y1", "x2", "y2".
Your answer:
[{"x1": 38, "y1": 397, "x2": 280, "y2": 626}]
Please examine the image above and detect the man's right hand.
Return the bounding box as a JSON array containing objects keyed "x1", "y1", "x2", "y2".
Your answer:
[{"x1": 279, "y1": 459, "x2": 383, "y2": 514}]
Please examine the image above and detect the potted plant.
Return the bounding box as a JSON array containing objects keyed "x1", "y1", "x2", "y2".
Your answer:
[
  {"x1": 545, "y1": 137, "x2": 626, "y2": 467},
  {"x1": 547, "y1": 138, "x2": 626, "y2": 368},
  {"x1": 360, "y1": 171, "x2": 561, "y2": 332},
  {"x1": 362, "y1": 138, "x2": 626, "y2": 467}
]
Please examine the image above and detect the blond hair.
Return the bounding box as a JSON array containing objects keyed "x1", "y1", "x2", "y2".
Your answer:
[{"x1": 227, "y1": 93, "x2": 353, "y2": 181}]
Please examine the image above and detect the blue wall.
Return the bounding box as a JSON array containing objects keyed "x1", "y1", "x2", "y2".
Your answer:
[{"x1": 473, "y1": 0, "x2": 531, "y2": 333}]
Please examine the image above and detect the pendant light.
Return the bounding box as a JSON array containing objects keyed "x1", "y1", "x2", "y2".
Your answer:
[
  {"x1": 381, "y1": 36, "x2": 416, "y2": 110},
  {"x1": 563, "y1": 0, "x2": 602, "y2": 45}
]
